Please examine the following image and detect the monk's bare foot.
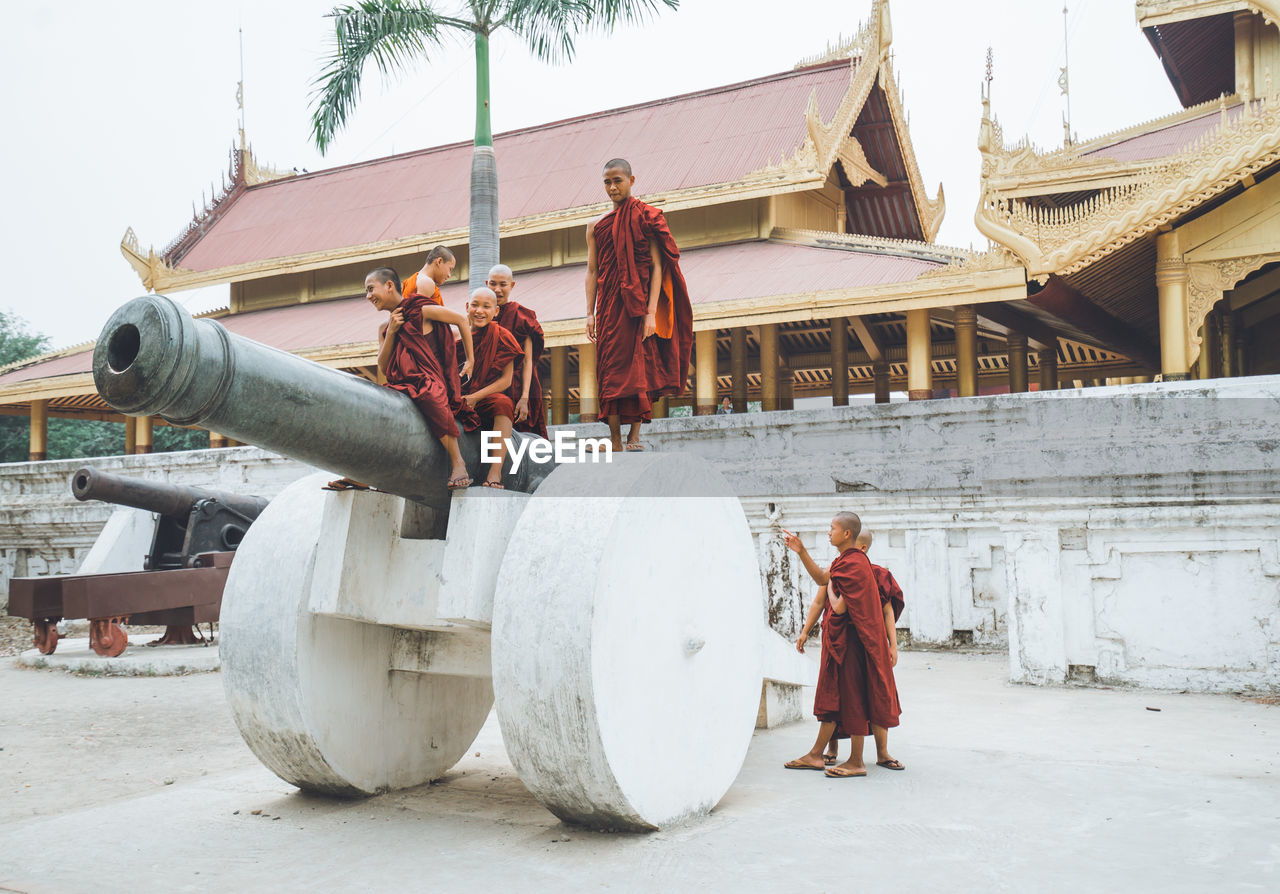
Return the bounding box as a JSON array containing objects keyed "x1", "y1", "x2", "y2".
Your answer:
[
  {"x1": 610, "y1": 438, "x2": 624, "y2": 452},
  {"x1": 783, "y1": 754, "x2": 826, "y2": 771},
  {"x1": 825, "y1": 760, "x2": 867, "y2": 778},
  {"x1": 875, "y1": 757, "x2": 905, "y2": 771},
  {"x1": 446, "y1": 464, "x2": 472, "y2": 490}
]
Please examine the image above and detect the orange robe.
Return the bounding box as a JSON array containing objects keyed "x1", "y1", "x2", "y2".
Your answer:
[
  {"x1": 591, "y1": 197, "x2": 693, "y2": 424},
  {"x1": 814, "y1": 549, "x2": 902, "y2": 738},
  {"x1": 401, "y1": 274, "x2": 444, "y2": 306}
]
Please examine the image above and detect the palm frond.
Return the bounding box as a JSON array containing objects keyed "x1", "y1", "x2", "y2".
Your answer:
[
  {"x1": 309, "y1": 0, "x2": 455, "y2": 153},
  {"x1": 495, "y1": 0, "x2": 679, "y2": 64}
]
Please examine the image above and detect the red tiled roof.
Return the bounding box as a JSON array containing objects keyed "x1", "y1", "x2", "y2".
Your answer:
[
  {"x1": 1, "y1": 238, "x2": 941, "y2": 388},
  {"x1": 172, "y1": 62, "x2": 855, "y2": 273},
  {"x1": 1081, "y1": 100, "x2": 1245, "y2": 163}
]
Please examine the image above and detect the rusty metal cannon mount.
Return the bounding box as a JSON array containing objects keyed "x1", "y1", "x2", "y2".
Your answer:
[
  {"x1": 89, "y1": 294, "x2": 814, "y2": 830},
  {"x1": 5, "y1": 465, "x2": 267, "y2": 656}
]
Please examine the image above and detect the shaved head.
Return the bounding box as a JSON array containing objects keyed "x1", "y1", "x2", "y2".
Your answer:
[
  {"x1": 470, "y1": 287, "x2": 497, "y2": 303},
  {"x1": 856, "y1": 529, "x2": 873, "y2": 552},
  {"x1": 833, "y1": 512, "x2": 862, "y2": 540},
  {"x1": 487, "y1": 263, "x2": 513, "y2": 280},
  {"x1": 368, "y1": 266, "x2": 401, "y2": 293},
  {"x1": 603, "y1": 157, "x2": 632, "y2": 176},
  {"x1": 425, "y1": 245, "x2": 455, "y2": 265}
]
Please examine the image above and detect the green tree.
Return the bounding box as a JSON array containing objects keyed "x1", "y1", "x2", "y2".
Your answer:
[
  {"x1": 310, "y1": 0, "x2": 679, "y2": 291},
  {"x1": 0, "y1": 311, "x2": 52, "y2": 463}
]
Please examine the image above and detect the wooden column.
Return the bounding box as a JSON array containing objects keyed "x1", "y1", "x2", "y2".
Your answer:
[
  {"x1": 873, "y1": 361, "x2": 890, "y2": 404},
  {"x1": 759, "y1": 323, "x2": 780, "y2": 411},
  {"x1": 1221, "y1": 311, "x2": 1237, "y2": 378},
  {"x1": 1156, "y1": 232, "x2": 1191, "y2": 380},
  {"x1": 549, "y1": 346, "x2": 568, "y2": 426},
  {"x1": 134, "y1": 415, "x2": 153, "y2": 454},
  {"x1": 954, "y1": 305, "x2": 978, "y2": 397},
  {"x1": 1037, "y1": 344, "x2": 1059, "y2": 391},
  {"x1": 653, "y1": 396, "x2": 669, "y2": 418},
  {"x1": 125, "y1": 416, "x2": 137, "y2": 454},
  {"x1": 730, "y1": 327, "x2": 748, "y2": 413},
  {"x1": 905, "y1": 309, "x2": 932, "y2": 401},
  {"x1": 29, "y1": 400, "x2": 48, "y2": 462},
  {"x1": 577, "y1": 342, "x2": 598, "y2": 422},
  {"x1": 209, "y1": 431, "x2": 229, "y2": 449},
  {"x1": 1198, "y1": 310, "x2": 1219, "y2": 379},
  {"x1": 780, "y1": 359, "x2": 794, "y2": 411},
  {"x1": 1007, "y1": 333, "x2": 1029, "y2": 393},
  {"x1": 695, "y1": 329, "x2": 718, "y2": 415},
  {"x1": 829, "y1": 317, "x2": 849, "y2": 406}
]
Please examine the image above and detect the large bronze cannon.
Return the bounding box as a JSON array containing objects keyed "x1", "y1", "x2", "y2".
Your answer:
[{"x1": 90, "y1": 295, "x2": 812, "y2": 830}]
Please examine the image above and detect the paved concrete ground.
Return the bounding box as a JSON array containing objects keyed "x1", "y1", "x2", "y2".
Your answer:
[
  {"x1": 0, "y1": 651, "x2": 1276, "y2": 893},
  {"x1": 14, "y1": 637, "x2": 220, "y2": 676}
]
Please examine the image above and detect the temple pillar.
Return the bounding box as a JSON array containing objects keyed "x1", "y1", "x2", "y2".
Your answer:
[
  {"x1": 830, "y1": 317, "x2": 849, "y2": 406},
  {"x1": 1198, "y1": 311, "x2": 1219, "y2": 380},
  {"x1": 1235, "y1": 11, "x2": 1255, "y2": 102},
  {"x1": 1156, "y1": 233, "x2": 1191, "y2": 380},
  {"x1": 1007, "y1": 333, "x2": 1029, "y2": 393},
  {"x1": 653, "y1": 396, "x2": 669, "y2": 419},
  {"x1": 906, "y1": 309, "x2": 932, "y2": 400},
  {"x1": 873, "y1": 361, "x2": 890, "y2": 404},
  {"x1": 209, "y1": 431, "x2": 229, "y2": 449},
  {"x1": 550, "y1": 346, "x2": 568, "y2": 426},
  {"x1": 730, "y1": 327, "x2": 748, "y2": 413},
  {"x1": 780, "y1": 360, "x2": 794, "y2": 411},
  {"x1": 1221, "y1": 311, "x2": 1237, "y2": 378},
  {"x1": 759, "y1": 324, "x2": 780, "y2": 411},
  {"x1": 29, "y1": 400, "x2": 48, "y2": 462},
  {"x1": 954, "y1": 305, "x2": 978, "y2": 397},
  {"x1": 125, "y1": 416, "x2": 137, "y2": 454},
  {"x1": 695, "y1": 329, "x2": 718, "y2": 415},
  {"x1": 135, "y1": 416, "x2": 153, "y2": 454},
  {"x1": 1037, "y1": 345, "x2": 1059, "y2": 391},
  {"x1": 577, "y1": 342, "x2": 598, "y2": 422}
]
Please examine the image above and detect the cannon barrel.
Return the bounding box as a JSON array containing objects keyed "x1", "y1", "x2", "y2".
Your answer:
[
  {"x1": 71, "y1": 465, "x2": 269, "y2": 521},
  {"x1": 92, "y1": 295, "x2": 558, "y2": 507}
]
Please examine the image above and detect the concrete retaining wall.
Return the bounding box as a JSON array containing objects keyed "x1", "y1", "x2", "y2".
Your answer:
[{"x1": 3, "y1": 377, "x2": 1277, "y2": 692}]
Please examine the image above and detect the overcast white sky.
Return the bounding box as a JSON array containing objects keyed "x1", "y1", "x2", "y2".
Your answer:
[{"x1": 1, "y1": 0, "x2": 1178, "y2": 351}]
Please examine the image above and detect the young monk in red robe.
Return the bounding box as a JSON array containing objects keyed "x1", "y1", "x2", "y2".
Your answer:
[
  {"x1": 399, "y1": 244, "x2": 455, "y2": 306},
  {"x1": 822, "y1": 528, "x2": 904, "y2": 767},
  {"x1": 461, "y1": 287, "x2": 524, "y2": 489},
  {"x1": 782, "y1": 513, "x2": 903, "y2": 778},
  {"x1": 486, "y1": 264, "x2": 548, "y2": 439},
  {"x1": 585, "y1": 158, "x2": 693, "y2": 452},
  {"x1": 326, "y1": 267, "x2": 475, "y2": 491}
]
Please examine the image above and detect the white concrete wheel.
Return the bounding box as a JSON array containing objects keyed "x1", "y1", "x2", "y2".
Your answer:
[
  {"x1": 492, "y1": 453, "x2": 762, "y2": 830},
  {"x1": 220, "y1": 472, "x2": 493, "y2": 796}
]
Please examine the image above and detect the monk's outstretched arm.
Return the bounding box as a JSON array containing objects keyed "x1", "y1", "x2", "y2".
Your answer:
[
  {"x1": 420, "y1": 307, "x2": 475, "y2": 378},
  {"x1": 467, "y1": 360, "x2": 515, "y2": 401},
  {"x1": 585, "y1": 223, "x2": 598, "y2": 340},
  {"x1": 795, "y1": 585, "x2": 827, "y2": 653},
  {"x1": 883, "y1": 600, "x2": 899, "y2": 666},
  {"x1": 782, "y1": 530, "x2": 830, "y2": 586}
]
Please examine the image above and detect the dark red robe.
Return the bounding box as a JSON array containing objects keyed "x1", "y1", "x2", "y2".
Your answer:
[
  {"x1": 464, "y1": 322, "x2": 524, "y2": 427},
  {"x1": 591, "y1": 197, "x2": 693, "y2": 423},
  {"x1": 814, "y1": 549, "x2": 902, "y2": 737},
  {"x1": 384, "y1": 295, "x2": 478, "y2": 438},
  {"x1": 871, "y1": 563, "x2": 905, "y2": 622},
  {"x1": 495, "y1": 300, "x2": 548, "y2": 439}
]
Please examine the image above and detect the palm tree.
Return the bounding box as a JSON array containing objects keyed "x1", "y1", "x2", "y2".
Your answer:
[{"x1": 311, "y1": 0, "x2": 680, "y2": 291}]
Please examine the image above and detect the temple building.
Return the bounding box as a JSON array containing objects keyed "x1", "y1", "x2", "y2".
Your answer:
[{"x1": 0, "y1": 0, "x2": 1274, "y2": 460}]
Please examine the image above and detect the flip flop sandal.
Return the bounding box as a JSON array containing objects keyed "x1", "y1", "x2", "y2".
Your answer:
[
  {"x1": 783, "y1": 760, "x2": 826, "y2": 771},
  {"x1": 823, "y1": 755, "x2": 838, "y2": 766},
  {"x1": 482, "y1": 481, "x2": 506, "y2": 490},
  {"x1": 322, "y1": 479, "x2": 370, "y2": 491},
  {"x1": 624, "y1": 442, "x2": 645, "y2": 452},
  {"x1": 876, "y1": 759, "x2": 905, "y2": 771},
  {"x1": 446, "y1": 477, "x2": 473, "y2": 490},
  {"x1": 824, "y1": 768, "x2": 867, "y2": 779}
]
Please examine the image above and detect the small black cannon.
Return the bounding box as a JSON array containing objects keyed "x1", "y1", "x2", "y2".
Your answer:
[
  {"x1": 6, "y1": 468, "x2": 269, "y2": 657},
  {"x1": 71, "y1": 466, "x2": 268, "y2": 571}
]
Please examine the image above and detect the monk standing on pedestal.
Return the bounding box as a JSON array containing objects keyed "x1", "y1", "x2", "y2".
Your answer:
[
  {"x1": 487, "y1": 264, "x2": 548, "y2": 440},
  {"x1": 782, "y1": 513, "x2": 904, "y2": 778},
  {"x1": 585, "y1": 158, "x2": 693, "y2": 451}
]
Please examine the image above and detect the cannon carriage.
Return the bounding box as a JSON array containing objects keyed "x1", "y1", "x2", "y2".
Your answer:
[{"x1": 90, "y1": 294, "x2": 812, "y2": 830}]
